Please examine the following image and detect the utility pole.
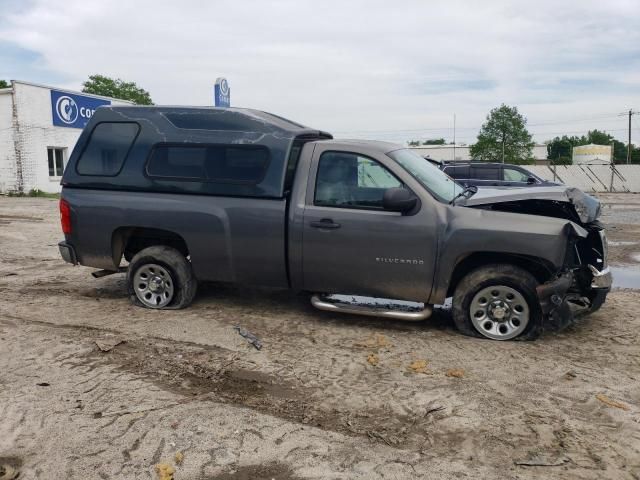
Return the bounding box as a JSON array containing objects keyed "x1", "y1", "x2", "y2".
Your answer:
[
  {"x1": 620, "y1": 109, "x2": 637, "y2": 164},
  {"x1": 628, "y1": 109, "x2": 633, "y2": 164}
]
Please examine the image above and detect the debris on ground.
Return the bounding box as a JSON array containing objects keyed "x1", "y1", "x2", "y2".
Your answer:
[
  {"x1": 514, "y1": 454, "x2": 569, "y2": 467},
  {"x1": 174, "y1": 451, "x2": 184, "y2": 465},
  {"x1": 446, "y1": 368, "x2": 465, "y2": 378},
  {"x1": 354, "y1": 333, "x2": 391, "y2": 350},
  {"x1": 95, "y1": 338, "x2": 125, "y2": 352},
  {"x1": 564, "y1": 370, "x2": 577, "y2": 380},
  {"x1": 155, "y1": 462, "x2": 175, "y2": 480},
  {"x1": 408, "y1": 360, "x2": 429, "y2": 374},
  {"x1": 36, "y1": 382, "x2": 50, "y2": 387},
  {"x1": 0, "y1": 464, "x2": 19, "y2": 480},
  {"x1": 596, "y1": 393, "x2": 630, "y2": 411},
  {"x1": 425, "y1": 406, "x2": 446, "y2": 417},
  {"x1": 233, "y1": 325, "x2": 263, "y2": 350},
  {"x1": 367, "y1": 354, "x2": 379, "y2": 366}
]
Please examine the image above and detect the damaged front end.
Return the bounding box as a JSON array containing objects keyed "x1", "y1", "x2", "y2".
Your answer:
[
  {"x1": 547, "y1": 223, "x2": 612, "y2": 325},
  {"x1": 535, "y1": 238, "x2": 611, "y2": 332},
  {"x1": 465, "y1": 185, "x2": 612, "y2": 331}
]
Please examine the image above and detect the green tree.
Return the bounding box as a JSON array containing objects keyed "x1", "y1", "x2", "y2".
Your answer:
[
  {"x1": 82, "y1": 74, "x2": 153, "y2": 105},
  {"x1": 546, "y1": 135, "x2": 582, "y2": 164},
  {"x1": 422, "y1": 138, "x2": 446, "y2": 145},
  {"x1": 0, "y1": 80, "x2": 9, "y2": 88},
  {"x1": 546, "y1": 130, "x2": 628, "y2": 164},
  {"x1": 407, "y1": 140, "x2": 421, "y2": 146},
  {"x1": 470, "y1": 104, "x2": 534, "y2": 164}
]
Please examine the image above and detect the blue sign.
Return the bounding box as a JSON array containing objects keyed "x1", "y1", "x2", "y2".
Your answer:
[
  {"x1": 51, "y1": 90, "x2": 110, "y2": 129},
  {"x1": 214, "y1": 77, "x2": 230, "y2": 107}
]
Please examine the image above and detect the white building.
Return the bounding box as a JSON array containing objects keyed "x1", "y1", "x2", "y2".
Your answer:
[
  {"x1": 0, "y1": 80, "x2": 132, "y2": 194},
  {"x1": 409, "y1": 144, "x2": 549, "y2": 163}
]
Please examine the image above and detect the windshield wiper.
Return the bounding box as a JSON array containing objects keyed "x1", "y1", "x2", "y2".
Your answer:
[{"x1": 449, "y1": 185, "x2": 478, "y2": 205}]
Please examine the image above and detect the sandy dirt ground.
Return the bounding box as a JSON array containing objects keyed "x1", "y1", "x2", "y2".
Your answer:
[{"x1": 0, "y1": 195, "x2": 639, "y2": 480}]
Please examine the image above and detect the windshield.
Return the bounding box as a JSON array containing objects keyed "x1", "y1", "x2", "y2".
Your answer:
[{"x1": 387, "y1": 149, "x2": 463, "y2": 203}]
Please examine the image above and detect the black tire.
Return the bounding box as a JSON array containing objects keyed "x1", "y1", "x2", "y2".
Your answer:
[
  {"x1": 452, "y1": 264, "x2": 542, "y2": 341},
  {"x1": 586, "y1": 290, "x2": 607, "y2": 314},
  {"x1": 127, "y1": 246, "x2": 197, "y2": 309}
]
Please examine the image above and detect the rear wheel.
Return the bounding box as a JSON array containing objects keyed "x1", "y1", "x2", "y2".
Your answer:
[
  {"x1": 127, "y1": 246, "x2": 197, "y2": 309},
  {"x1": 452, "y1": 264, "x2": 542, "y2": 340}
]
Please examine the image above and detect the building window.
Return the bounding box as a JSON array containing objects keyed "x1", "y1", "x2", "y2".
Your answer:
[{"x1": 47, "y1": 147, "x2": 66, "y2": 177}]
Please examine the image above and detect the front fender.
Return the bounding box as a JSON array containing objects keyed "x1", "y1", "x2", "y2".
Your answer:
[{"x1": 430, "y1": 207, "x2": 587, "y2": 304}]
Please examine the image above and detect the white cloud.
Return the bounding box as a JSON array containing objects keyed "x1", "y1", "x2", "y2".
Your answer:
[{"x1": 1, "y1": 0, "x2": 638, "y2": 143}]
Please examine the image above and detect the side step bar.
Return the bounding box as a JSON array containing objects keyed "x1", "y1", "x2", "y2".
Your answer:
[
  {"x1": 91, "y1": 267, "x2": 128, "y2": 278},
  {"x1": 311, "y1": 294, "x2": 432, "y2": 321}
]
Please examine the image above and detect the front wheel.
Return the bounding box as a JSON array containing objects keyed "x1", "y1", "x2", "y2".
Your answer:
[
  {"x1": 127, "y1": 246, "x2": 197, "y2": 309},
  {"x1": 452, "y1": 264, "x2": 542, "y2": 341}
]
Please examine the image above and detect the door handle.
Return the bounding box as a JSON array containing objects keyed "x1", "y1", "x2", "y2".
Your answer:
[{"x1": 310, "y1": 218, "x2": 341, "y2": 229}]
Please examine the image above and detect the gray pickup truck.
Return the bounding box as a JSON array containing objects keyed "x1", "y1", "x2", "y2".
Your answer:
[{"x1": 58, "y1": 106, "x2": 611, "y2": 341}]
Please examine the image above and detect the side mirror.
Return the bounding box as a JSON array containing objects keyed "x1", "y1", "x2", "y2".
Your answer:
[
  {"x1": 526, "y1": 176, "x2": 536, "y2": 185},
  {"x1": 383, "y1": 187, "x2": 418, "y2": 213}
]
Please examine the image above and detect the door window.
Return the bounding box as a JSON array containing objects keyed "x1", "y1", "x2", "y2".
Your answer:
[
  {"x1": 471, "y1": 165, "x2": 500, "y2": 180},
  {"x1": 315, "y1": 151, "x2": 402, "y2": 209},
  {"x1": 503, "y1": 167, "x2": 530, "y2": 182},
  {"x1": 443, "y1": 165, "x2": 470, "y2": 179}
]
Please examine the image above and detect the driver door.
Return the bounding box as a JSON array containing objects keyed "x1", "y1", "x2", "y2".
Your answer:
[{"x1": 301, "y1": 148, "x2": 436, "y2": 302}]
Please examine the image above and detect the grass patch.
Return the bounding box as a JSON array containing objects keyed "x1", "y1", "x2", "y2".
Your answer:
[
  {"x1": 28, "y1": 189, "x2": 60, "y2": 199},
  {"x1": 5, "y1": 189, "x2": 60, "y2": 199}
]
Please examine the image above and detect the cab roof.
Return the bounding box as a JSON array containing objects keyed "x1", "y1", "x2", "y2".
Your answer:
[{"x1": 311, "y1": 138, "x2": 404, "y2": 154}]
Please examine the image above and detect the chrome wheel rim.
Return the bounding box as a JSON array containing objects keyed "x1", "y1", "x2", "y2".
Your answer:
[
  {"x1": 469, "y1": 285, "x2": 529, "y2": 340},
  {"x1": 133, "y1": 263, "x2": 174, "y2": 308}
]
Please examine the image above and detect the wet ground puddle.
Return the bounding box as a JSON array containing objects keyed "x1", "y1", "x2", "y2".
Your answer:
[{"x1": 611, "y1": 265, "x2": 640, "y2": 289}]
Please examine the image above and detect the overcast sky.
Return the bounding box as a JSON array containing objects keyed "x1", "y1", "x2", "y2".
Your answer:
[{"x1": 1, "y1": 0, "x2": 639, "y2": 144}]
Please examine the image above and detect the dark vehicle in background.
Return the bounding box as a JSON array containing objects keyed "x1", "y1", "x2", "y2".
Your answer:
[
  {"x1": 58, "y1": 106, "x2": 609, "y2": 341},
  {"x1": 438, "y1": 161, "x2": 559, "y2": 188}
]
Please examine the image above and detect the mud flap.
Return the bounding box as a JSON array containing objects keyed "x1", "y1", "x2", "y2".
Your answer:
[{"x1": 536, "y1": 272, "x2": 574, "y2": 332}]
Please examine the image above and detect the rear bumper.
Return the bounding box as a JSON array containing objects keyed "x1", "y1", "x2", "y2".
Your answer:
[{"x1": 58, "y1": 241, "x2": 78, "y2": 265}]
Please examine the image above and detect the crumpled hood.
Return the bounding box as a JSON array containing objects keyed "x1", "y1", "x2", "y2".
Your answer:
[{"x1": 461, "y1": 185, "x2": 601, "y2": 224}]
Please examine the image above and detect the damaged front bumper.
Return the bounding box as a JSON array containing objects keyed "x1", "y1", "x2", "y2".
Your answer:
[
  {"x1": 536, "y1": 266, "x2": 611, "y2": 332},
  {"x1": 589, "y1": 265, "x2": 612, "y2": 289}
]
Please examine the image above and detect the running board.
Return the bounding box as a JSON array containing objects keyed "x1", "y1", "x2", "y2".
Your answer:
[
  {"x1": 91, "y1": 267, "x2": 127, "y2": 278},
  {"x1": 310, "y1": 294, "x2": 432, "y2": 321}
]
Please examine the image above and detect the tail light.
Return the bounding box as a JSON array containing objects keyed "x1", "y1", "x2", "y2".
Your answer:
[{"x1": 59, "y1": 199, "x2": 72, "y2": 234}]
